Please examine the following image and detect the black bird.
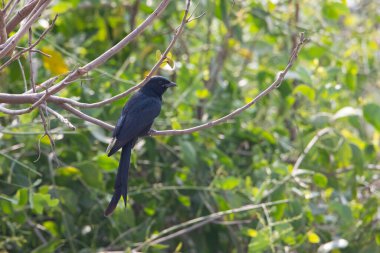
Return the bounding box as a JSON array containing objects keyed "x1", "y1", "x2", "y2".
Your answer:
[{"x1": 104, "y1": 76, "x2": 176, "y2": 216}]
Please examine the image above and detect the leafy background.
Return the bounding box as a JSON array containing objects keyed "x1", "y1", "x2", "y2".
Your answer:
[{"x1": 1, "y1": 0, "x2": 380, "y2": 252}]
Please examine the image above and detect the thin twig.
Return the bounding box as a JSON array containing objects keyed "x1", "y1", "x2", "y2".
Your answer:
[
  {"x1": 0, "y1": 0, "x2": 171, "y2": 112},
  {"x1": 0, "y1": 9, "x2": 7, "y2": 43},
  {"x1": 0, "y1": 14, "x2": 57, "y2": 71},
  {"x1": 292, "y1": 127, "x2": 332, "y2": 175},
  {"x1": 1, "y1": 0, "x2": 50, "y2": 58},
  {"x1": 58, "y1": 103, "x2": 113, "y2": 131},
  {"x1": 42, "y1": 105, "x2": 75, "y2": 130},
  {"x1": 133, "y1": 199, "x2": 288, "y2": 251},
  {"x1": 5, "y1": 0, "x2": 37, "y2": 29},
  {"x1": 47, "y1": 0, "x2": 190, "y2": 109},
  {"x1": 150, "y1": 33, "x2": 309, "y2": 136},
  {"x1": 20, "y1": 0, "x2": 171, "y2": 107}
]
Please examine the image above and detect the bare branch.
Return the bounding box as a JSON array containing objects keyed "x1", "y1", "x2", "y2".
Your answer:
[
  {"x1": 0, "y1": 9, "x2": 7, "y2": 43},
  {"x1": 4, "y1": 0, "x2": 20, "y2": 21},
  {"x1": 0, "y1": 14, "x2": 57, "y2": 71},
  {"x1": 5, "y1": 0, "x2": 38, "y2": 33},
  {"x1": 133, "y1": 199, "x2": 288, "y2": 251},
  {"x1": 42, "y1": 105, "x2": 76, "y2": 130},
  {"x1": 59, "y1": 103, "x2": 113, "y2": 131},
  {"x1": 0, "y1": 0, "x2": 50, "y2": 58},
  {"x1": 52, "y1": 0, "x2": 191, "y2": 109},
  {"x1": 150, "y1": 33, "x2": 309, "y2": 136},
  {"x1": 25, "y1": 0, "x2": 171, "y2": 107},
  {"x1": 0, "y1": 0, "x2": 171, "y2": 114}
]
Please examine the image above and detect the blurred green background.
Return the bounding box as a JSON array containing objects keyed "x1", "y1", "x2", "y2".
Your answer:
[{"x1": 1, "y1": 0, "x2": 380, "y2": 252}]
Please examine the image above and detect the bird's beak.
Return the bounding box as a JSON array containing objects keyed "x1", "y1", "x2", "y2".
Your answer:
[{"x1": 164, "y1": 82, "x2": 177, "y2": 88}]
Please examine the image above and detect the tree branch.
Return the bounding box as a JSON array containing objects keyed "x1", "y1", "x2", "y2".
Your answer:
[
  {"x1": 5, "y1": 0, "x2": 38, "y2": 34},
  {"x1": 0, "y1": 0, "x2": 171, "y2": 114},
  {"x1": 0, "y1": 9, "x2": 7, "y2": 44},
  {"x1": 133, "y1": 199, "x2": 288, "y2": 252},
  {"x1": 0, "y1": 14, "x2": 57, "y2": 71},
  {"x1": 23, "y1": 0, "x2": 171, "y2": 108},
  {"x1": 38, "y1": 33, "x2": 308, "y2": 136},
  {"x1": 0, "y1": 0, "x2": 50, "y2": 58},
  {"x1": 58, "y1": 103, "x2": 113, "y2": 131},
  {"x1": 150, "y1": 33, "x2": 309, "y2": 136}
]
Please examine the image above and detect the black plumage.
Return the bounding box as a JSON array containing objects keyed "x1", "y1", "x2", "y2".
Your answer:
[{"x1": 104, "y1": 76, "x2": 176, "y2": 216}]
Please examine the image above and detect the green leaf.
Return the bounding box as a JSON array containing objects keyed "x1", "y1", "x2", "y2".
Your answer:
[
  {"x1": 96, "y1": 154, "x2": 119, "y2": 171},
  {"x1": 248, "y1": 229, "x2": 270, "y2": 252},
  {"x1": 16, "y1": 188, "x2": 28, "y2": 206},
  {"x1": 178, "y1": 195, "x2": 191, "y2": 207},
  {"x1": 180, "y1": 141, "x2": 197, "y2": 166},
  {"x1": 293, "y1": 84, "x2": 315, "y2": 101},
  {"x1": 215, "y1": 177, "x2": 241, "y2": 190},
  {"x1": 322, "y1": 2, "x2": 349, "y2": 20},
  {"x1": 31, "y1": 239, "x2": 64, "y2": 253},
  {"x1": 32, "y1": 193, "x2": 59, "y2": 214},
  {"x1": 363, "y1": 103, "x2": 380, "y2": 131},
  {"x1": 313, "y1": 173, "x2": 328, "y2": 188},
  {"x1": 43, "y1": 221, "x2": 59, "y2": 237}
]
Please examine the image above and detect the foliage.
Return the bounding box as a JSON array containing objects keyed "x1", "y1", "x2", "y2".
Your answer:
[{"x1": 1, "y1": 0, "x2": 380, "y2": 252}]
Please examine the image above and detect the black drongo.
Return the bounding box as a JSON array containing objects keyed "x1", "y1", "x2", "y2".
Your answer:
[{"x1": 104, "y1": 76, "x2": 176, "y2": 216}]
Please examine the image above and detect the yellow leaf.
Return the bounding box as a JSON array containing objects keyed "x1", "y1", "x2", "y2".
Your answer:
[
  {"x1": 42, "y1": 47, "x2": 69, "y2": 75},
  {"x1": 56, "y1": 166, "x2": 81, "y2": 177},
  {"x1": 171, "y1": 119, "x2": 181, "y2": 129},
  {"x1": 174, "y1": 242, "x2": 183, "y2": 252},
  {"x1": 167, "y1": 57, "x2": 175, "y2": 68},
  {"x1": 155, "y1": 50, "x2": 162, "y2": 61},
  {"x1": 247, "y1": 229, "x2": 258, "y2": 238},
  {"x1": 307, "y1": 231, "x2": 320, "y2": 244},
  {"x1": 167, "y1": 51, "x2": 173, "y2": 60},
  {"x1": 238, "y1": 48, "x2": 252, "y2": 59},
  {"x1": 160, "y1": 60, "x2": 168, "y2": 68},
  {"x1": 195, "y1": 89, "x2": 210, "y2": 99},
  {"x1": 40, "y1": 134, "x2": 51, "y2": 146},
  {"x1": 166, "y1": 52, "x2": 175, "y2": 68}
]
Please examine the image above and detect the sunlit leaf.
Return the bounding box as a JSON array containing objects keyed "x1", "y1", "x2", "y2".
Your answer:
[
  {"x1": 195, "y1": 89, "x2": 210, "y2": 99},
  {"x1": 32, "y1": 193, "x2": 59, "y2": 214},
  {"x1": 313, "y1": 173, "x2": 328, "y2": 188},
  {"x1": 247, "y1": 229, "x2": 258, "y2": 238},
  {"x1": 178, "y1": 195, "x2": 190, "y2": 207},
  {"x1": 363, "y1": 103, "x2": 380, "y2": 131},
  {"x1": 307, "y1": 231, "x2": 320, "y2": 244},
  {"x1": 41, "y1": 47, "x2": 69, "y2": 75},
  {"x1": 293, "y1": 84, "x2": 315, "y2": 101}
]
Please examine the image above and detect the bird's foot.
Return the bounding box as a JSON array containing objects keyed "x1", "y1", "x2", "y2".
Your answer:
[{"x1": 147, "y1": 129, "x2": 157, "y2": 136}]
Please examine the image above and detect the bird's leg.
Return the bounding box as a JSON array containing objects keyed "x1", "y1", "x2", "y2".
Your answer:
[{"x1": 145, "y1": 129, "x2": 157, "y2": 136}]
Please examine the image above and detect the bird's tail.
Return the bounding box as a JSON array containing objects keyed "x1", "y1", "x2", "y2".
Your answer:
[{"x1": 104, "y1": 143, "x2": 132, "y2": 216}]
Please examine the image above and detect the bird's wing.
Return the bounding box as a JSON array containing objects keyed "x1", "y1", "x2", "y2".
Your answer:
[{"x1": 107, "y1": 95, "x2": 161, "y2": 156}]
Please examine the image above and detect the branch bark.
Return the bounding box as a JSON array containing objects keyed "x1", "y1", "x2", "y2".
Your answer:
[{"x1": 0, "y1": 0, "x2": 171, "y2": 114}]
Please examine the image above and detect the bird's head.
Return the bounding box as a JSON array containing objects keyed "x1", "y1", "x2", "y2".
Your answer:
[{"x1": 140, "y1": 76, "x2": 176, "y2": 97}]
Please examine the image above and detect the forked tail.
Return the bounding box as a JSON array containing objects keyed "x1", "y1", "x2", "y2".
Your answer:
[{"x1": 104, "y1": 143, "x2": 132, "y2": 216}]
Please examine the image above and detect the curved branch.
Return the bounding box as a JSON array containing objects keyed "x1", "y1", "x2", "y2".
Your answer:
[
  {"x1": 28, "y1": 0, "x2": 171, "y2": 106},
  {"x1": 150, "y1": 33, "x2": 308, "y2": 136},
  {"x1": 5, "y1": 0, "x2": 39, "y2": 34},
  {"x1": 44, "y1": 0, "x2": 191, "y2": 109},
  {"x1": 47, "y1": 33, "x2": 308, "y2": 136},
  {"x1": 0, "y1": 0, "x2": 50, "y2": 58},
  {"x1": 0, "y1": 0, "x2": 171, "y2": 113},
  {"x1": 59, "y1": 103, "x2": 114, "y2": 131},
  {"x1": 0, "y1": 15, "x2": 57, "y2": 72}
]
